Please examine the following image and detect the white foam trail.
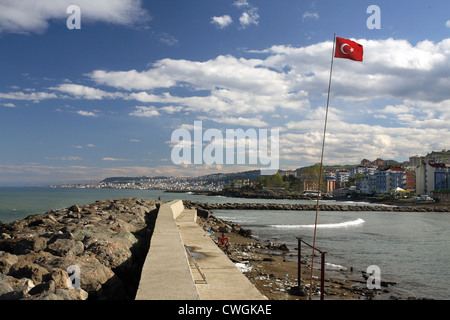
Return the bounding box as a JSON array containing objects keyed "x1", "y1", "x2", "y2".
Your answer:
[
  {"x1": 325, "y1": 263, "x2": 347, "y2": 271},
  {"x1": 270, "y1": 218, "x2": 365, "y2": 229}
]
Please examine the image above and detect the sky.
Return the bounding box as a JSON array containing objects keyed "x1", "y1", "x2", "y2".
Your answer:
[{"x1": 1, "y1": 0, "x2": 450, "y2": 186}]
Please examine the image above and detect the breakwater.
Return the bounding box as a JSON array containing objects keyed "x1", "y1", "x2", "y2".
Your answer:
[
  {"x1": 184, "y1": 200, "x2": 450, "y2": 212},
  {"x1": 0, "y1": 198, "x2": 159, "y2": 300}
]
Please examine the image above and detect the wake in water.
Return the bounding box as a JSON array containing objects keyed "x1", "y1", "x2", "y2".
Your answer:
[{"x1": 270, "y1": 218, "x2": 365, "y2": 229}]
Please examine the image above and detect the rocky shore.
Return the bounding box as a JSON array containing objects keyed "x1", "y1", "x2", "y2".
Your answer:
[
  {"x1": 184, "y1": 200, "x2": 450, "y2": 212},
  {"x1": 0, "y1": 198, "x2": 159, "y2": 300},
  {"x1": 1, "y1": 197, "x2": 433, "y2": 301},
  {"x1": 194, "y1": 212, "x2": 391, "y2": 300}
]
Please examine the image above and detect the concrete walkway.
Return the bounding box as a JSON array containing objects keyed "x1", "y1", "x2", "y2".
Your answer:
[
  {"x1": 135, "y1": 200, "x2": 200, "y2": 300},
  {"x1": 135, "y1": 200, "x2": 266, "y2": 300},
  {"x1": 176, "y1": 208, "x2": 266, "y2": 300}
]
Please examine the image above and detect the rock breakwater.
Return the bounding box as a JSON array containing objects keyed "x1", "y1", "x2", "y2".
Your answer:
[
  {"x1": 184, "y1": 200, "x2": 449, "y2": 212},
  {"x1": 0, "y1": 198, "x2": 159, "y2": 300}
]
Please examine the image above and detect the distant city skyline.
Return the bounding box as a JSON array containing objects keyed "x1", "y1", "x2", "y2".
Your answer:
[{"x1": 1, "y1": 1, "x2": 450, "y2": 186}]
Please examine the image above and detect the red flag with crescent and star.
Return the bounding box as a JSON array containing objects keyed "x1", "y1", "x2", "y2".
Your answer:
[{"x1": 334, "y1": 37, "x2": 363, "y2": 62}]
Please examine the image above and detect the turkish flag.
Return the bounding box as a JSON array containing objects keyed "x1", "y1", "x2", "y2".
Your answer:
[{"x1": 334, "y1": 37, "x2": 363, "y2": 62}]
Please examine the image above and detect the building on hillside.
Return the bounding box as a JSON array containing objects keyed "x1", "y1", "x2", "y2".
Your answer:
[
  {"x1": 302, "y1": 179, "x2": 319, "y2": 192},
  {"x1": 409, "y1": 155, "x2": 423, "y2": 168},
  {"x1": 405, "y1": 171, "x2": 416, "y2": 192},
  {"x1": 375, "y1": 167, "x2": 406, "y2": 194},
  {"x1": 350, "y1": 165, "x2": 377, "y2": 178},
  {"x1": 232, "y1": 179, "x2": 250, "y2": 189},
  {"x1": 335, "y1": 169, "x2": 349, "y2": 186},
  {"x1": 350, "y1": 166, "x2": 365, "y2": 178},
  {"x1": 359, "y1": 173, "x2": 377, "y2": 194},
  {"x1": 416, "y1": 160, "x2": 448, "y2": 195},
  {"x1": 280, "y1": 170, "x2": 296, "y2": 177},
  {"x1": 434, "y1": 167, "x2": 450, "y2": 190},
  {"x1": 326, "y1": 176, "x2": 336, "y2": 193}
]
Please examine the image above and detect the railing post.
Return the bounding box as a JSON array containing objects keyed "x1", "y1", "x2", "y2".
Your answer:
[
  {"x1": 320, "y1": 251, "x2": 326, "y2": 300},
  {"x1": 297, "y1": 237, "x2": 302, "y2": 287}
]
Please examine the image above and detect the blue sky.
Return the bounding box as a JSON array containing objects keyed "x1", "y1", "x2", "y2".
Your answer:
[{"x1": 1, "y1": 0, "x2": 450, "y2": 186}]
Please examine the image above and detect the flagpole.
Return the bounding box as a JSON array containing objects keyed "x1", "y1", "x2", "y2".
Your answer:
[{"x1": 308, "y1": 33, "x2": 336, "y2": 300}]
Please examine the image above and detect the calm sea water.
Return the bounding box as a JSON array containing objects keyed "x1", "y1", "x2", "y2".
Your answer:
[{"x1": 1, "y1": 187, "x2": 449, "y2": 300}]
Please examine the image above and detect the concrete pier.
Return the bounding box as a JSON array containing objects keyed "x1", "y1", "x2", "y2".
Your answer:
[{"x1": 135, "y1": 200, "x2": 266, "y2": 300}]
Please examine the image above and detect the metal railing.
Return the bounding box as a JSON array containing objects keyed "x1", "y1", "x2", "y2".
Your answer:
[
  {"x1": 184, "y1": 245, "x2": 208, "y2": 284},
  {"x1": 296, "y1": 237, "x2": 327, "y2": 300}
]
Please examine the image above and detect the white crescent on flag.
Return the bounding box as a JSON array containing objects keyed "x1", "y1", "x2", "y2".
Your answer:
[{"x1": 340, "y1": 43, "x2": 351, "y2": 54}]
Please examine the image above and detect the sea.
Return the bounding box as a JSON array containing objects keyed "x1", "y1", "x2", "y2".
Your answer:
[{"x1": 1, "y1": 187, "x2": 449, "y2": 300}]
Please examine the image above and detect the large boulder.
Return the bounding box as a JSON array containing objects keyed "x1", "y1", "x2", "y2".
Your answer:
[
  {"x1": 0, "y1": 273, "x2": 35, "y2": 300},
  {"x1": 0, "y1": 251, "x2": 18, "y2": 274},
  {"x1": 8, "y1": 260, "x2": 49, "y2": 285},
  {"x1": 46, "y1": 239, "x2": 84, "y2": 257}
]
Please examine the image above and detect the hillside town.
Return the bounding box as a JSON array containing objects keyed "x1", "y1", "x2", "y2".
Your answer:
[
  {"x1": 52, "y1": 150, "x2": 450, "y2": 203},
  {"x1": 279, "y1": 151, "x2": 449, "y2": 203}
]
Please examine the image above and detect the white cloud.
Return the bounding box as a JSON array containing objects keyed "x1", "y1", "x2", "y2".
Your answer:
[
  {"x1": 446, "y1": 20, "x2": 450, "y2": 28},
  {"x1": 102, "y1": 157, "x2": 132, "y2": 161},
  {"x1": 233, "y1": 0, "x2": 250, "y2": 8},
  {"x1": 302, "y1": 11, "x2": 319, "y2": 21},
  {"x1": 156, "y1": 32, "x2": 179, "y2": 46},
  {"x1": 209, "y1": 116, "x2": 269, "y2": 127},
  {"x1": 0, "y1": 0, "x2": 150, "y2": 34},
  {"x1": 160, "y1": 105, "x2": 183, "y2": 114},
  {"x1": 129, "y1": 106, "x2": 161, "y2": 118},
  {"x1": 3, "y1": 37, "x2": 450, "y2": 168},
  {"x1": 2, "y1": 103, "x2": 16, "y2": 108},
  {"x1": 89, "y1": 54, "x2": 304, "y2": 115},
  {"x1": 45, "y1": 156, "x2": 84, "y2": 161},
  {"x1": 0, "y1": 91, "x2": 57, "y2": 101},
  {"x1": 50, "y1": 83, "x2": 123, "y2": 100},
  {"x1": 211, "y1": 15, "x2": 233, "y2": 29},
  {"x1": 88, "y1": 68, "x2": 176, "y2": 91},
  {"x1": 76, "y1": 110, "x2": 98, "y2": 117},
  {"x1": 231, "y1": 0, "x2": 259, "y2": 28},
  {"x1": 239, "y1": 8, "x2": 259, "y2": 28}
]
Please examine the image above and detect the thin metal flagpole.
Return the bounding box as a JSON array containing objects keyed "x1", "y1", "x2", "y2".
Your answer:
[{"x1": 308, "y1": 33, "x2": 336, "y2": 300}]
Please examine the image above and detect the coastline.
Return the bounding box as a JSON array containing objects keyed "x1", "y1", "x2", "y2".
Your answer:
[
  {"x1": 1, "y1": 196, "x2": 437, "y2": 300},
  {"x1": 190, "y1": 188, "x2": 450, "y2": 211}
]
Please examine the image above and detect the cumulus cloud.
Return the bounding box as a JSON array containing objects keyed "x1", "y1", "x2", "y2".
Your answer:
[
  {"x1": 0, "y1": 91, "x2": 57, "y2": 101},
  {"x1": 211, "y1": 15, "x2": 233, "y2": 29},
  {"x1": 239, "y1": 9, "x2": 259, "y2": 28},
  {"x1": 0, "y1": 0, "x2": 150, "y2": 34},
  {"x1": 3, "y1": 37, "x2": 450, "y2": 166},
  {"x1": 232, "y1": 0, "x2": 259, "y2": 28},
  {"x1": 50, "y1": 83, "x2": 124, "y2": 100},
  {"x1": 209, "y1": 116, "x2": 269, "y2": 127},
  {"x1": 76, "y1": 110, "x2": 98, "y2": 117},
  {"x1": 129, "y1": 106, "x2": 161, "y2": 118}
]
